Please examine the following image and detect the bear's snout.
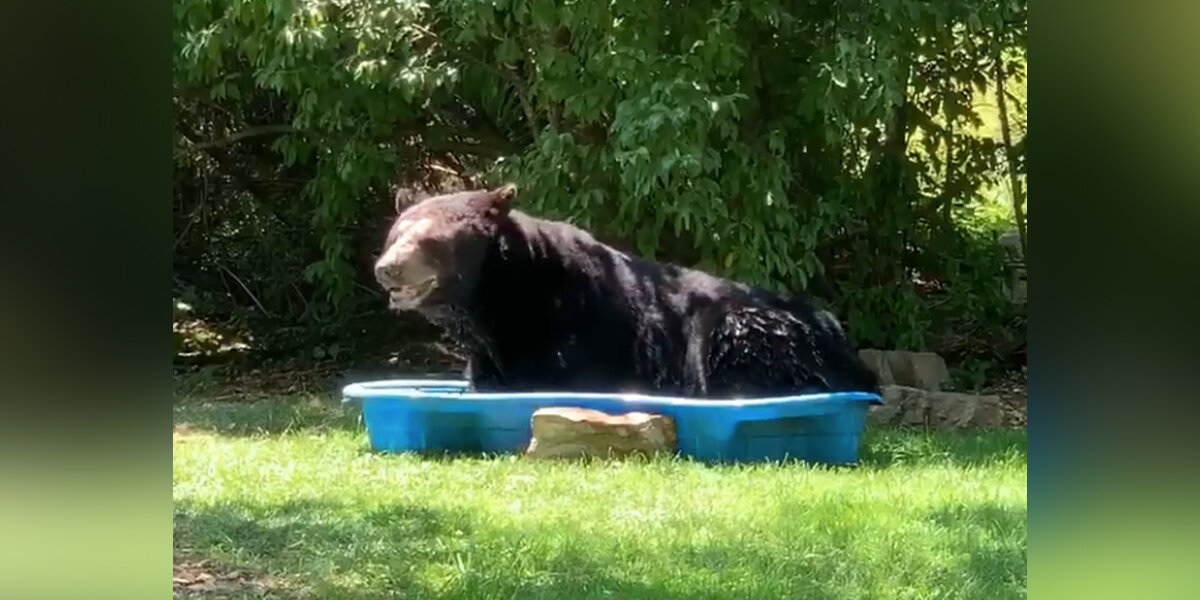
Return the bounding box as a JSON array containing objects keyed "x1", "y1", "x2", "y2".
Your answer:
[
  {"x1": 373, "y1": 259, "x2": 404, "y2": 289},
  {"x1": 374, "y1": 242, "x2": 440, "y2": 312},
  {"x1": 374, "y1": 256, "x2": 434, "y2": 291},
  {"x1": 375, "y1": 216, "x2": 438, "y2": 289}
]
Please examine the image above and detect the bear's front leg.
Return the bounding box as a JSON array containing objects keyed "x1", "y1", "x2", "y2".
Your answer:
[{"x1": 464, "y1": 352, "x2": 507, "y2": 392}]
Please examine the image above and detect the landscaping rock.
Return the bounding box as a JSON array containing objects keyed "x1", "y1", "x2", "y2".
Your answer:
[
  {"x1": 870, "y1": 385, "x2": 931, "y2": 426},
  {"x1": 525, "y1": 407, "x2": 677, "y2": 460},
  {"x1": 1000, "y1": 228, "x2": 1028, "y2": 304},
  {"x1": 888, "y1": 351, "x2": 951, "y2": 392},
  {"x1": 857, "y1": 349, "x2": 895, "y2": 386},
  {"x1": 869, "y1": 385, "x2": 1004, "y2": 429},
  {"x1": 928, "y1": 391, "x2": 1004, "y2": 428},
  {"x1": 860, "y1": 350, "x2": 951, "y2": 391}
]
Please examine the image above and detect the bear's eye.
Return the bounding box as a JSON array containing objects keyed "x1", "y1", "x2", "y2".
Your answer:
[{"x1": 418, "y1": 237, "x2": 451, "y2": 264}]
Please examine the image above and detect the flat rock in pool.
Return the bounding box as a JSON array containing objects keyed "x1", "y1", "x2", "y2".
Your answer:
[{"x1": 525, "y1": 407, "x2": 677, "y2": 460}]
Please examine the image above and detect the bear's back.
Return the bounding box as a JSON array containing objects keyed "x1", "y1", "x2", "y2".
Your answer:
[{"x1": 461, "y1": 210, "x2": 875, "y2": 396}]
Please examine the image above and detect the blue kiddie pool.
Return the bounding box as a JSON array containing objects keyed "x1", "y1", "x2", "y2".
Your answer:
[{"x1": 341, "y1": 379, "x2": 884, "y2": 465}]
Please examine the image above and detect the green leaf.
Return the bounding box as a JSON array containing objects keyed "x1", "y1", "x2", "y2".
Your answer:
[
  {"x1": 831, "y1": 68, "x2": 848, "y2": 88},
  {"x1": 967, "y1": 13, "x2": 983, "y2": 32}
]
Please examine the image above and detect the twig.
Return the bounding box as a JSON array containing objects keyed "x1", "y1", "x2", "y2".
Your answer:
[
  {"x1": 354, "y1": 282, "x2": 384, "y2": 298},
  {"x1": 291, "y1": 283, "x2": 310, "y2": 317},
  {"x1": 217, "y1": 264, "x2": 275, "y2": 318}
]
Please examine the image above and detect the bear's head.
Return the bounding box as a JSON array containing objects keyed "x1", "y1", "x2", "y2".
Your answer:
[{"x1": 373, "y1": 184, "x2": 516, "y2": 316}]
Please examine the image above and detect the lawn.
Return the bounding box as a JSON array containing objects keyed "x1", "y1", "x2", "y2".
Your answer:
[{"x1": 173, "y1": 396, "x2": 1027, "y2": 600}]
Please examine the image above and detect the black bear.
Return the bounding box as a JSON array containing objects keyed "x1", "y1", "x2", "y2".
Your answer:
[{"x1": 373, "y1": 184, "x2": 879, "y2": 398}]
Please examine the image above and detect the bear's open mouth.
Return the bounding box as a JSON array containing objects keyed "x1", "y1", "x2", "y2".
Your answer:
[{"x1": 387, "y1": 276, "x2": 439, "y2": 309}]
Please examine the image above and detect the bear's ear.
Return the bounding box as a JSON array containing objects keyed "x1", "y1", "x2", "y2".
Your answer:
[
  {"x1": 484, "y1": 183, "x2": 517, "y2": 216},
  {"x1": 393, "y1": 187, "x2": 427, "y2": 214}
]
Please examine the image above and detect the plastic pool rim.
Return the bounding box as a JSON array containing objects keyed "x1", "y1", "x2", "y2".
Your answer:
[{"x1": 341, "y1": 379, "x2": 883, "y2": 408}]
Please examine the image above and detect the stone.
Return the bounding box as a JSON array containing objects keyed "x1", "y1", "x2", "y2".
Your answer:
[
  {"x1": 857, "y1": 349, "x2": 895, "y2": 386},
  {"x1": 999, "y1": 228, "x2": 1027, "y2": 304},
  {"x1": 999, "y1": 229, "x2": 1024, "y2": 260},
  {"x1": 1009, "y1": 273, "x2": 1027, "y2": 304},
  {"x1": 885, "y1": 351, "x2": 951, "y2": 392},
  {"x1": 525, "y1": 407, "x2": 677, "y2": 460},
  {"x1": 870, "y1": 385, "x2": 930, "y2": 426},
  {"x1": 928, "y1": 391, "x2": 1004, "y2": 428},
  {"x1": 859, "y1": 350, "x2": 950, "y2": 392},
  {"x1": 869, "y1": 385, "x2": 1004, "y2": 429}
]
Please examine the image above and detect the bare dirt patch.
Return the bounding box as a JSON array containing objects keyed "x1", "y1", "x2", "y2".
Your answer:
[
  {"x1": 173, "y1": 423, "x2": 213, "y2": 442},
  {"x1": 173, "y1": 551, "x2": 276, "y2": 599},
  {"x1": 174, "y1": 340, "x2": 465, "y2": 401},
  {"x1": 983, "y1": 367, "x2": 1027, "y2": 428}
]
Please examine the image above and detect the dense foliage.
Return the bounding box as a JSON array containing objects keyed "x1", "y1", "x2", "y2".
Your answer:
[{"x1": 173, "y1": 0, "x2": 1027, "y2": 372}]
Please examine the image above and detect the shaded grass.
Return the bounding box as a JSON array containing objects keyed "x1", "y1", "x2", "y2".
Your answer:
[{"x1": 173, "y1": 396, "x2": 1026, "y2": 599}]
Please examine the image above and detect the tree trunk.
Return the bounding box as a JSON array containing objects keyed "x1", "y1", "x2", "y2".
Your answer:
[
  {"x1": 994, "y1": 56, "x2": 1027, "y2": 259},
  {"x1": 942, "y1": 117, "x2": 956, "y2": 226},
  {"x1": 877, "y1": 62, "x2": 913, "y2": 286}
]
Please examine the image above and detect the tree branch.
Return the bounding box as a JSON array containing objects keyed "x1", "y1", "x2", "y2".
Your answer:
[
  {"x1": 182, "y1": 124, "x2": 293, "y2": 152},
  {"x1": 455, "y1": 52, "x2": 542, "y2": 142}
]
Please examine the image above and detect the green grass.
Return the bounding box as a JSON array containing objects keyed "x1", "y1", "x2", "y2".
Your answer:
[{"x1": 173, "y1": 397, "x2": 1027, "y2": 600}]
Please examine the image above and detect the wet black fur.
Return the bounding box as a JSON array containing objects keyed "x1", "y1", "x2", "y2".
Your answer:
[{"x1": 400, "y1": 201, "x2": 880, "y2": 399}]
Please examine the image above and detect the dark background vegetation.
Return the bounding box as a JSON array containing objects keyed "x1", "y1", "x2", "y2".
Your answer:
[{"x1": 172, "y1": 0, "x2": 1027, "y2": 389}]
